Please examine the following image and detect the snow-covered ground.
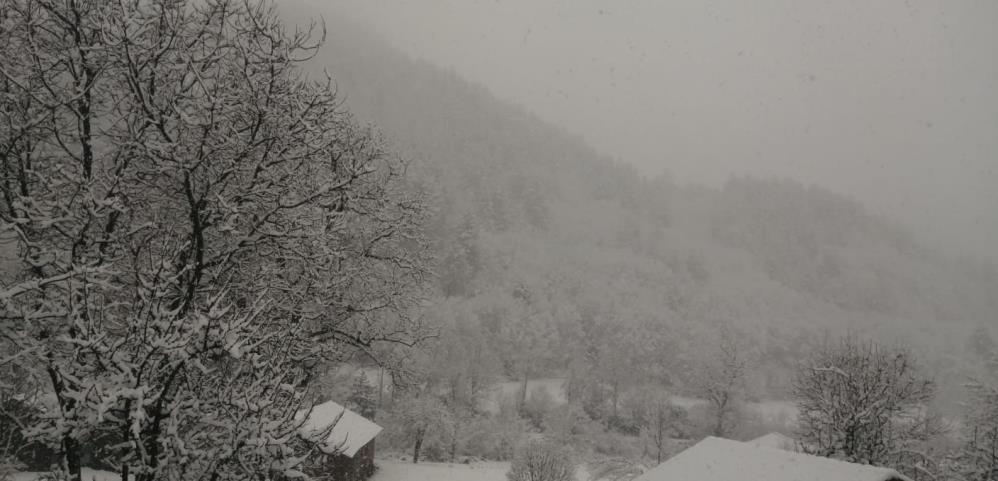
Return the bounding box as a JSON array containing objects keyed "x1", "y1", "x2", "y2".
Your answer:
[
  {"x1": 372, "y1": 460, "x2": 511, "y2": 481},
  {"x1": 337, "y1": 364, "x2": 799, "y2": 425},
  {"x1": 10, "y1": 468, "x2": 120, "y2": 481},
  {"x1": 11, "y1": 464, "x2": 515, "y2": 481},
  {"x1": 372, "y1": 459, "x2": 589, "y2": 481},
  {"x1": 669, "y1": 395, "x2": 706, "y2": 410},
  {"x1": 478, "y1": 376, "x2": 798, "y2": 424},
  {"x1": 745, "y1": 400, "x2": 797, "y2": 424},
  {"x1": 480, "y1": 378, "x2": 568, "y2": 414},
  {"x1": 11, "y1": 461, "x2": 582, "y2": 481}
]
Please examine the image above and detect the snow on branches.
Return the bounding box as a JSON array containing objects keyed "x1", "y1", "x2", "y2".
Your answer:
[
  {"x1": 0, "y1": 0, "x2": 430, "y2": 480},
  {"x1": 949, "y1": 374, "x2": 998, "y2": 481},
  {"x1": 793, "y1": 337, "x2": 942, "y2": 480}
]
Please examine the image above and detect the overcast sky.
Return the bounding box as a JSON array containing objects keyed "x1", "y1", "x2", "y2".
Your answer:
[{"x1": 314, "y1": 0, "x2": 998, "y2": 261}]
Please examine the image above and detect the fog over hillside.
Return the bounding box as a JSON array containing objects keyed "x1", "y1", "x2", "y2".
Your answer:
[
  {"x1": 275, "y1": 3, "x2": 998, "y2": 407},
  {"x1": 308, "y1": 0, "x2": 998, "y2": 263}
]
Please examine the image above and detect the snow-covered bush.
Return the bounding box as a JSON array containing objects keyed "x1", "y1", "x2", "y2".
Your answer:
[
  {"x1": 461, "y1": 415, "x2": 534, "y2": 461},
  {"x1": 506, "y1": 441, "x2": 574, "y2": 481},
  {"x1": 542, "y1": 405, "x2": 597, "y2": 444},
  {"x1": 589, "y1": 430, "x2": 643, "y2": 459}
]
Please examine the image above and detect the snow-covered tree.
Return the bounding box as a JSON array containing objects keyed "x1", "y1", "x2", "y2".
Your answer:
[
  {"x1": 692, "y1": 325, "x2": 747, "y2": 437},
  {"x1": 386, "y1": 391, "x2": 452, "y2": 464},
  {"x1": 631, "y1": 390, "x2": 683, "y2": 464},
  {"x1": 966, "y1": 325, "x2": 996, "y2": 366},
  {"x1": 477, "y1": 291, "x2": 557, "y2": 411},
  {"x1": 420, "y1": 298, "x2": 500, "y2": 411},
  {"x1": 0, "y1": 1, "x2": 429, "y2": 480},
  {"x1": 950, "y1": 365, "x2": 998, "y2": 481},
  {"x1": 438, "y1": 214, "x2": 481, "y2": 298},
  {"x1": 794, "y1": 337, "x2": 940, "y2": 478}
]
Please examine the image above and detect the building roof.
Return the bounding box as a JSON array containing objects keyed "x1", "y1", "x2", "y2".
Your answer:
[
  {"x1": 299, "y1": 400, "x2": 382, "y2": 458},
  {"x1": 633, "y1": 437, "x2": 911, "y2": 481},
  {"x1": 747, "y1": 432, "x2": 799, "y2": 451}
]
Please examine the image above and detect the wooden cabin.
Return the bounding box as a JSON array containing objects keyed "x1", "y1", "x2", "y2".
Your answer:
[{"x1": 299, "y1": 400, "x2": 382, "y2": 481}]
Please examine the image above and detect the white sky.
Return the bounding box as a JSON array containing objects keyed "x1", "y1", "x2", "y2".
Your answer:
[{"x1": 311, "y1": 0, "x2": 998, "y2": 260}]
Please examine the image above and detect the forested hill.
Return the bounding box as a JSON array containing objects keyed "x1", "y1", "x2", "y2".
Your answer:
[{"x1": 280, "y1": 7, "x2": 998, "y2": 406}]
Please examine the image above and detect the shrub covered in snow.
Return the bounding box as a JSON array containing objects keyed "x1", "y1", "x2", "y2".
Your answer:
[
  {"x1": 462, "y1": 416, "x2": 534, "y2": 462},
  {"x1": 506, "y1": 441, "x2": 574, "y2": 481}
]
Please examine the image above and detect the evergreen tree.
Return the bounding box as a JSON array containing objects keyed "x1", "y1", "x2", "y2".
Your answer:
[{"x1": 348, "y1": 371, "x2": 378, "y2": 420}]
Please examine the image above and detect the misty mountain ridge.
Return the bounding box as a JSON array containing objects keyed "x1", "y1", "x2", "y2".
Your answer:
[{"x1": 281, "y1": 6, "x2": 996, "y2": 405}]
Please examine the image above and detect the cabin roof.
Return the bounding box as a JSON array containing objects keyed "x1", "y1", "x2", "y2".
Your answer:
[
  {"x1": 633, "y1": 436, "x2": 911, "y2": 481},
  {"x1": 299, "y1": 400, "x2": 382, "y2": 458}
]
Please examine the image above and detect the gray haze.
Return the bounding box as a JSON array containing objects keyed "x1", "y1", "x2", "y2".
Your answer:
[{"x1": 312, "y1": 0, "x2": 998, "y2": 261}]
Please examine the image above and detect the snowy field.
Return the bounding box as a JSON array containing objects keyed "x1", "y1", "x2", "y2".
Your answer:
[
  {"x1": 745, "y1": 400, "x2": 798, "y2": 424},
  {"x1": 372, "y1": 459, "x2": 589, "y2": 481},
  {"x1": 480, "y1": 378, "x2": 569, "y2": 414},
  {"x1": 478, "y1": 377, "x2": 798, "y2": 424},
  {"x1": 11, "y1": 469, "x2": 121, "y2": 481},
  {"x1": 336, "y1": 365, "x2": 799, "y2": 425},
  {"x1": 372, "y1": 460, "x2": 511, "y2": 481}
]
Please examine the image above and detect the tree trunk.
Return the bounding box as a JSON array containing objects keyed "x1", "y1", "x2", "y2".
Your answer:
[
  {"x1": 64, "y1": 435, "x2": 82, "y2": 481},
  {"x1": 713, "y1": 394, "x2": 728, "y2": 437},
  {"x1": 713, "y1": 412, "x2": 724, "y2": 437},
  {"x1": 450, "y1": 422, "x2": 458, "y2": 462},
  {"x1": 121, "y1": 399, "x2": 132, "y2": 481},
  {"x1": 48, "y1": 367, "x2": 81, "y2": 481},
  {"x1": 519, "y1": 372, "x2": 529, "y2": 410},
  {"x1": 378, "y1": 367, "x2": 385, "y2": 408},
  {"x1": 656, "y1": 407, "x2": 665, "y2": 464},
  {"x1": 413, "y1": 429, "x2": 424, "y2": 464},
  {"x1": 612, "y1": 380, "x2": 619, "y2": 418}
]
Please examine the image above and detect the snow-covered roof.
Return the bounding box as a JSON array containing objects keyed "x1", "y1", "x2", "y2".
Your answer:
[
  {"x1": 633, "y1": 437, "x2": 911, "y2": 481},
  {"x1": 299, "y1": 400, "x2": 382, "y2": 458},
  {"x1": 747, "y1": 432, "x2": 799, "y2": 451}
]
